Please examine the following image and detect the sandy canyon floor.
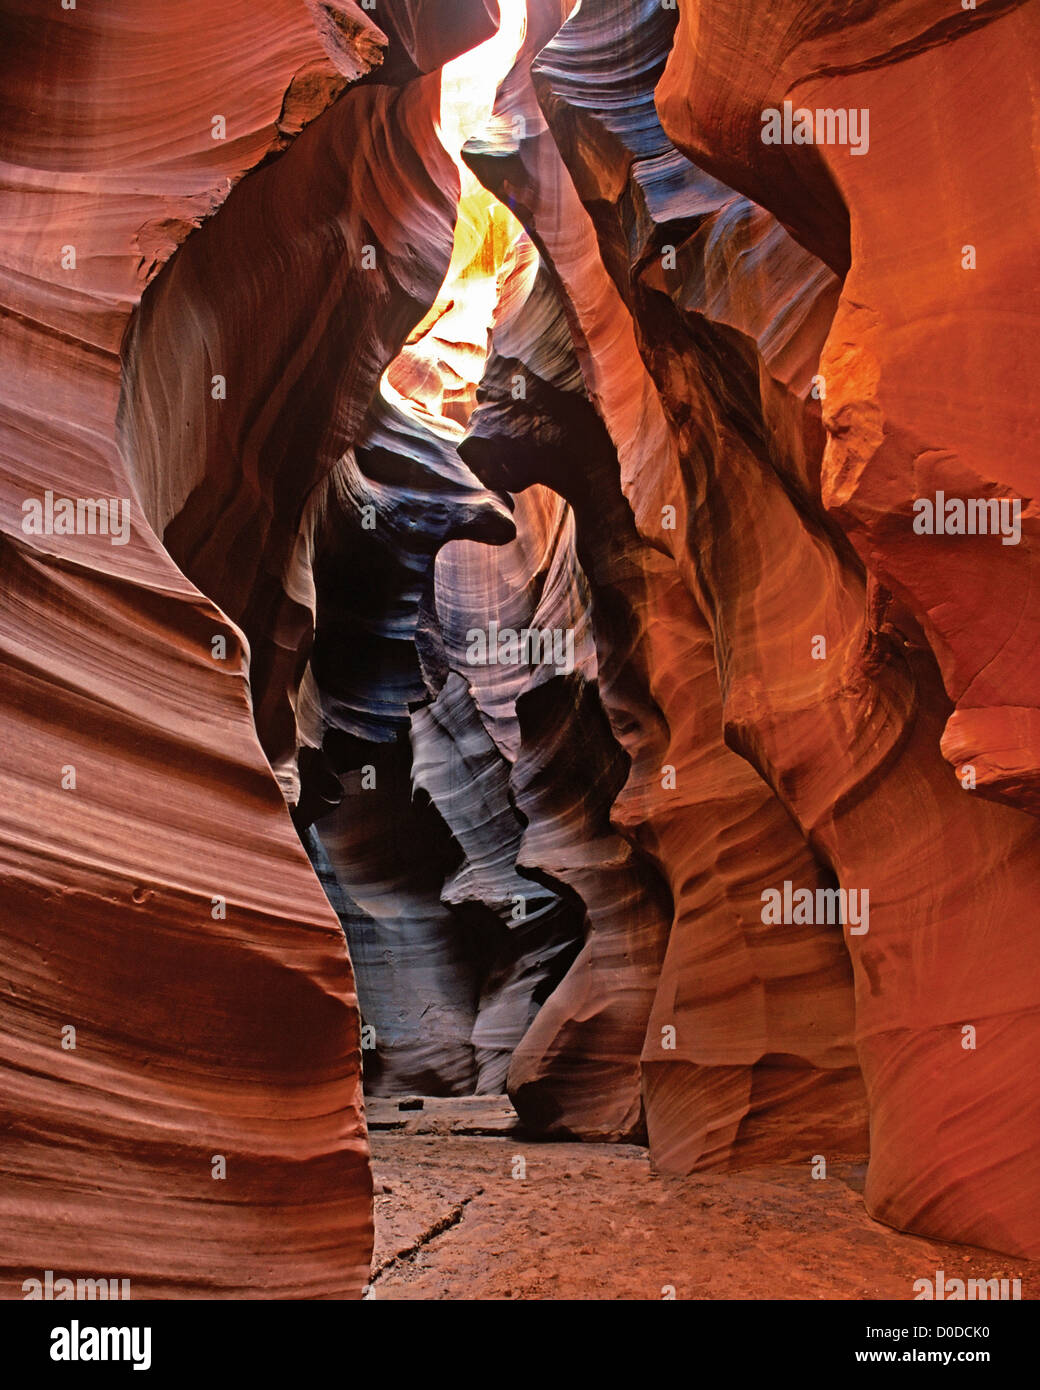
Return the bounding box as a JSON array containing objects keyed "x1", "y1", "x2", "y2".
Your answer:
[{"x1": 365, "y1": 1098, "x2": 1034, "y2": 1301}]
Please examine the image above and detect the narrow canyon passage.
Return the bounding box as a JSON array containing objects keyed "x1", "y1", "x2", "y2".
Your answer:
[{"x1": 2, "y1": 0, "x2": 1038, "y2": 1306}]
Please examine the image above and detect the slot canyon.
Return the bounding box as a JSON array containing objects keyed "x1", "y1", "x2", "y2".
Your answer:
[{"x1": 1, "y1": 0, "x2": 1038, "y2": 1305}]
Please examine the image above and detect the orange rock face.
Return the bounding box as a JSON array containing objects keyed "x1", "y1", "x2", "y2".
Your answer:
[
  {"x1": 0, "y1": 0, "x2": 496, "y2": 1299},
  {"x1": 2, "y1": 0, "x2": 1037, "y2": 1297},
  {"x1": 525, "y1": 0, "x2": 1040, "y2": 1256},
  {"x1": 658, "y1": 0, "x2": 1040, "y2": 818}
]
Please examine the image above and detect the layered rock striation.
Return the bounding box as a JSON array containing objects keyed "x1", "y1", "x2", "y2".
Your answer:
[
  {"x1": 0, "y1": 0, "x2": 499, "y2": 1300},
  {"x1": 500, "y1": 0, "x2": 1040, "y2": 1256}
]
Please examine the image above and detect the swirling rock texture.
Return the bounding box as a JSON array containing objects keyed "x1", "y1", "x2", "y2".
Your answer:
[
  {"x1": 290, "y1": 186, "x2": 594, "y2": 1098},
  {"x1": 460, "y1": 258, "x2": 866, "y2": 1157},
  {"x1": 2, "y1": 0, "x2": 1037, "y2": 1300},
  {"x1": 0, "y1": 0, "x2": 499, "y2": 1300},
  {"x1": 508, "y1": 0, "x2": 1039, "y2": 1256},
  {"x1": 658, "y1": 0, "x2": 1040, "y2": 816}
]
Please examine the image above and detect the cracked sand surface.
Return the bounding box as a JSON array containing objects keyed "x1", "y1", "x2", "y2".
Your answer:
[{"x1": 365, "y1": 1101, "x2": 1035, "y2": 1301}]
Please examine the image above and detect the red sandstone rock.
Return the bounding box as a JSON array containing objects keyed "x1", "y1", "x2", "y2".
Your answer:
[
  {"x1": 461, "y1": 257, "x2": 867, "y2": 1158},
  {"x1": 0, "y1": 0, "x2": 498, "y2": 1300},
  {"x1": 658, "y1": 0, "x2": 1040, "y2": 819},
  {"x1": 535, "y1": 0, "x2": 1040, "y2": 1257}
]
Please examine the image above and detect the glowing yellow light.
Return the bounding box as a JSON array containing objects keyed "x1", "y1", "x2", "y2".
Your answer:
[{"x1": 380, "y1": 1, "x2": 531, "y2": 438}]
